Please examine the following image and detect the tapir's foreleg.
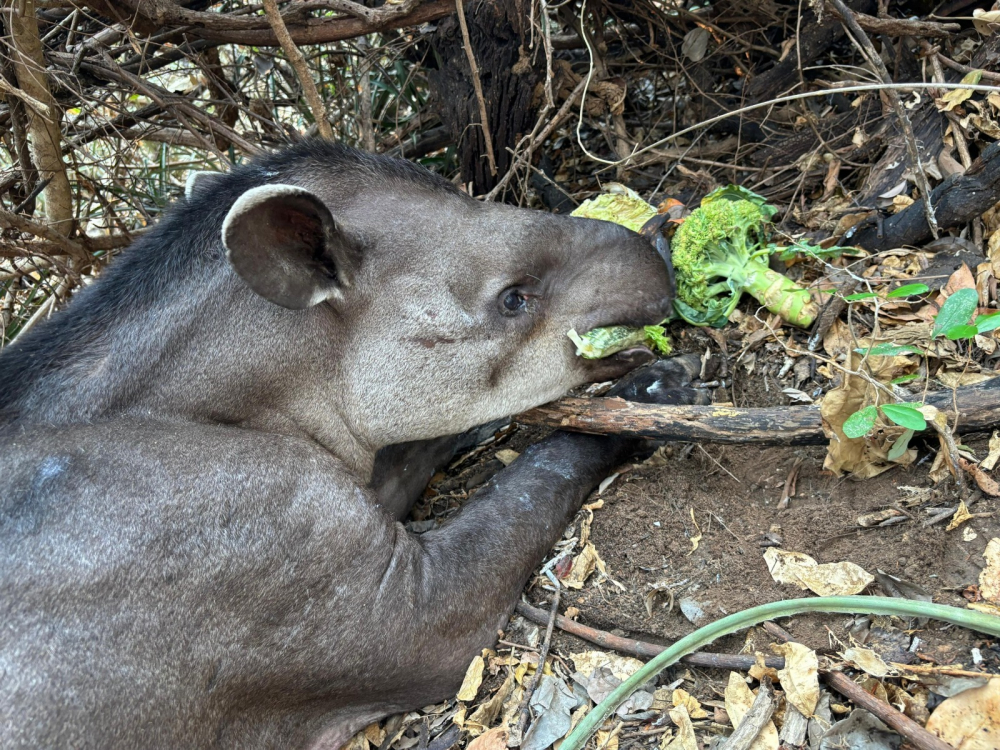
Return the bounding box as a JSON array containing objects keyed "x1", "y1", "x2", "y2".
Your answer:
[{"x1": 344, "y1": 358, "x2": 709, "y2": 722}]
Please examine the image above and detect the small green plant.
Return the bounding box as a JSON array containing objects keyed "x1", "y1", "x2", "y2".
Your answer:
[{"x1": 840, "y1": 286, "x2": 1000, "y2": 446}]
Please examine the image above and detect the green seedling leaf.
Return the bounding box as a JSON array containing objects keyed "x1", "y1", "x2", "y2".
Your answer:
[
  {"x1": 643, "y1": 325, "x2": 674, "y2": 356},
  {"x1": 845, "y1": 292, "x2": 878, "y2": 301},
  {"x1": 933, "y1": 288, "x2": 979, "y2": 337},
  {"x1": 946, "y1": 324, "x2": 979, "y2": 340},
  {"x1": 880, "y1": 404, "x2": 927, "y2": 431},
  {"x1": 891, "y1": 373, "x2": 921, "y2": 385},
  {"x1": 855, "y1": 343, "x2": 922, "y2": 356},
  {"x1": 976, "y1": 311, "x2": 1000, "y2": 334},
  {"x1": 887, "y1": 429, "x2": 915, "y2": 461},
  {"x1": 843, "y1": 406, "x2": 878, "y2": 439},
  {"x1": 886, "y1": 283, "x2": 930, "y2": 298}
]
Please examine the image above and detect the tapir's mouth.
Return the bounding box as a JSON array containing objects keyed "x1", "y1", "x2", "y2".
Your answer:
[{"x1": 581, "y1": 345, "x2": 656, "y2": 383}]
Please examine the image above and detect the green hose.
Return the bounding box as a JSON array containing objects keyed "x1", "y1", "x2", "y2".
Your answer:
[{"x1": 560, "y1": 595, "x2": 1000, "y2": 750}]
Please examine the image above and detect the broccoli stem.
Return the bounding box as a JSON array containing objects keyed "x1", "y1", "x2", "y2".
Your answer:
[{"x1": 743, "y1": 257, "x2": 818, "y2": 327}]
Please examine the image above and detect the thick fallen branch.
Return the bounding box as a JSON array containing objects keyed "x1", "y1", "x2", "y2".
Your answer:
[
  {"x1": 852, "y1": 141, "x2": 1000, "y2": 251},
  {"x1": 91, "y1": 0, "x2": 457, "y2": 45},
  {"x1": 517, "y1": 377, "x2": 1000, "y2": 444}
]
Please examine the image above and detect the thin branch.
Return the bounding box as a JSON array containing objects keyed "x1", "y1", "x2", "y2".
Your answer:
[
  {"x1": 454, "y1": 0, "x2": 496, "y2": 176},
  {"x1": 261, "y1": 0, "x2": 333, "y2": 139}
]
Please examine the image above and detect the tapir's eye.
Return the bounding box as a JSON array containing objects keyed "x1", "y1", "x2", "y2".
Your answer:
[{"x1": 501, "y1": 288, "x2": 528, "y2": 314}]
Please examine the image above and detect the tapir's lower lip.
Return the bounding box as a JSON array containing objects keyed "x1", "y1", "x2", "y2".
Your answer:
[{"x1": 582, "y1": 346, "x2": 656, "y2": 382}]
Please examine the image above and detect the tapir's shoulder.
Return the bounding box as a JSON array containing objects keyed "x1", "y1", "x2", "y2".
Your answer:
[{"x1": 0, "y1": 419, "x2": 372, "y2": 528}]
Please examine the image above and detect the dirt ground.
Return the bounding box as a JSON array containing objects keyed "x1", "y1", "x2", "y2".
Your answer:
[{"x1": 407, "y1": 336, "x2": 1000, "y2": 747}]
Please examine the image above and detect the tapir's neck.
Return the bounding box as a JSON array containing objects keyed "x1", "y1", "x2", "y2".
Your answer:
[{"x1": 0, "y1": 269, "x2": 378, "y2": 480}]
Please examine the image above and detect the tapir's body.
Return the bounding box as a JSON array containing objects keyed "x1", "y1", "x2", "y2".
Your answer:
[{"x1": 0, "y1": 142, "x2": 693, "y2": 748}]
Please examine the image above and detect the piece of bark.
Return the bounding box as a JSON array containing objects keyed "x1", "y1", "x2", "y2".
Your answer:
[
  {"x1": 720, "y1": 678, "x2": 777, "y2": 750},
  {"x1": 852, "y1": 141, "x2": 1000, "y2": 251},
  {"x1": 517, "y1": 375, "x2": 1000, "y2": 444}
]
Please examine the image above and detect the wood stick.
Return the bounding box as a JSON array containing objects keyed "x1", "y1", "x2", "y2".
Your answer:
[
  {"x1": 852, "y1": 141, "x2": 1000, "y2": 251},
  {"x1": 720, "y1": 677, "x2": 776, "y2": 750},
  {"x1": 261, "y1": 0, "x2": 333, "y2": 140},
  {"x1": 516, "y1": 377, "x2": 1000, "y2": 444},
  {"x1": 514, "y1": 601, "x2": 785, "y2": 670}
]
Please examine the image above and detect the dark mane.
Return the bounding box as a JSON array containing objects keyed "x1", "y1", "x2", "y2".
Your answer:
[{"x1": 0, "y1": 141, "x2": 461, "y2": 417}]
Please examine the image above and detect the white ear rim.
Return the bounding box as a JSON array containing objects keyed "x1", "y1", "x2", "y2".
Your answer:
[
  {"x1": 185, "y1": 170, "x2": 223, "y2": 200},
  {"x1": 222, "y1": 183, "x2": 344, "y2": 308}
]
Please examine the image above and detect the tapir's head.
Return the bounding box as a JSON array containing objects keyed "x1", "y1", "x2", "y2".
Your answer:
[{"x1": 218, "y1": 144, "x2": 671, "y2": 452}]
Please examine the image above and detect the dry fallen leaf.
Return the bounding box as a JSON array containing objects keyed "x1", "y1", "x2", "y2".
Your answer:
[
  {"x1": 571, "y1": 651, "x2": 645, "y2": 681},
  {"x1": 982, "y1": 432, "x2": 1000, "y2": 472},
  {"x1": 466, "y1": 674, "x2": 515, "y2": 736},
  {"x1": 457, "y1": 654, "x2": 485, "y2": 701},
  {"x1": 947, "y1": 501, "x2": 975, "y2": 532},
  {"x1": 467, "y1": 727, "x2": 507, "y2": 750},
  {"x1": 840, "y1": 647, "x2": 893, "y2": 678},
  {"x1": 661, "y1": 706, "x2": 698, "y2": 750},
  {"x1": 959, "y1": 459, "x2": 1000, "y2": 497},
  {"x1": 688, "y1": 508, "x2": 702, "y2": 555},
  {"x1": 724, "y1": 673, "x2": 779, "y2": 750},
  {"x1": 672, "y1": 688, "x2": 709, "y2": 720},
  {"x1": 980, "y1": 538, "x2": 1000, "y2": 605},
  {"x1": 494, "y1": 449, "x2": 520, "y2": 466},
  {"x1": 926, "y1": 677, "x2": 1000, "y2": 749},
  {"x1": 763, "y1": 548, "x2": 874, "y2": 596},
  {"x1": 774, "y1": 642, "x2": 819, "y2": 717},
  {"x1": 563, "y1": 543, "x2": 599, "y2": 589}
]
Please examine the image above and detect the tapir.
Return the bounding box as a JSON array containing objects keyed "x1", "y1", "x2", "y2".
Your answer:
[{"x1": 0, "y1": 141, "x2": 703, "y2": 748}]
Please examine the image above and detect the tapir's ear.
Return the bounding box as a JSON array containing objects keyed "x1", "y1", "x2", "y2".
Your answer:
[
  {"x1": 222, "y1": 184, "x2": 358, "y2": 310},
  {"x1": 185, "y1": 170, "x2": 224, "y2": 200}
]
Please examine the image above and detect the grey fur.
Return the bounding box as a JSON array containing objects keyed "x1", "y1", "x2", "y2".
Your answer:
[{"x1": 0, "y1": 142, "x2": 674, "y2": 748}]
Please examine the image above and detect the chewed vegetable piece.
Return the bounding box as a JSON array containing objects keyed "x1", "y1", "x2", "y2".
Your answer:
[
  {"x1": 570, "y1": 184, "x2": 657, "y2": 233},
  {"x1": 567, "y1": 325, "x2": 672, "y2": 359}
]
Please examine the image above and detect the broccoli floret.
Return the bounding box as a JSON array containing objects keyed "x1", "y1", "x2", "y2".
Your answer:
[{"x1": 671, "y1": 189, "x2": 818, "y2": 328}]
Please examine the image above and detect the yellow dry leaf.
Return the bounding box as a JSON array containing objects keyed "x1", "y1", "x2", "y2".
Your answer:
[
  {"x1": 595, "y1": 726, "x2": 620, "y2": 750},
  {"x1": 343, "y1": 731, "x2": 369, "y2": 750},
  {"x1": 724, "y1": 673, "x2": 779, "y2": 750},
  {"x1": 494, "y1": 449, "x2": 520, "y2": 466},
  {"x1": 926, "y1": 677, "x2": 1000, "y2": 749},
  {"x1": 774, "y1": 642, "x2": 819, "y2": 717},
  {"x1": 937, "y1": 371, "x2": 998, "y2": 388},
  {"x1": 467, "y1": 727, "x2": 508, "y2": 750},
  {"x1": 890, "y1": 194, "x2": 915, "y2": 212},
  {"x1": 936, "y1": 69, "x2": 983, "y2": 112},
  {"x1": 749, "y1": 652, "x2": 779, "y2": 683},
  {"x1": 363, "y1": 723, "x2": 385, "y2": 746},
  {"x1": 457, "y1": 655, "x2": 485, "y2": 701},
  {"x1": 452, "y1": 707, "x2": 466, "y2": 728},
  {"x1": 980, "y1": 538, "x2": 1000, "y2": 605},
  {"x1": 973, "y1": 8, "x2": 1000, "y2": 35},
  {"x1": 672, "y1": 688, "x2": 709, "y2": 719},
  {"x1": 947, "y1": 501, "x2": 974, "y2": 532},
  {"x1": 968, "y1": 601, "x2": 1000, "y2": 616},
  {"x1": 981, "y1": 432, "x2": 1000, "y2": 472},
  {"x1": 571, "y1": 651, "x2": 644, "y2": 681},
  {"x1": 563, "y1": 542, "x2": 599, "y2": 589},
  {"x1": 840, "y1": 647, "x2": 893, "y2": 678},
  {"x1": 466, "y1": 673, "x2": 515, "y2": 735},
  {"x1": 661, "y1": 706, "x2": 698, "y2": 750},
  {"x1": 688, "y1": 508, "x2": 702, "y2": 555},
  {"x1": 763, "y1": 548, "x2": 874, "y2": 596}
]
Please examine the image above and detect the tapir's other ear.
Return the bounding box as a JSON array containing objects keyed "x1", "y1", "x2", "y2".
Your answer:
[
  {"x1": 185, "y1": 170, "x2": 224, "y2": 200},
  {"x1": 222, "y1": 184, "x2": 358, "y2": 310}
]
